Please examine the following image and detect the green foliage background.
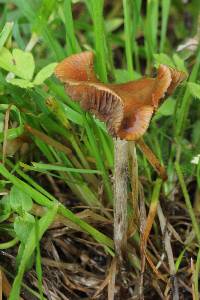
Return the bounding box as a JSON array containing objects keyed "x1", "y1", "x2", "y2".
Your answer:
[{"x1": 0, "y1": 0, "x2": 200, "y2": 298}]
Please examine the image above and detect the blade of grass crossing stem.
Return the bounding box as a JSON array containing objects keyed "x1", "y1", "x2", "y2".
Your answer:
[
  {"x1": 145, "y1": 0, "x2": 159, "y2": 70},
  {"x1": 9, "y1": 205, "x2": 58, "y2": 300},
  {"x1": 0, "y1": 164, "x2": 114, "y2": 250},
  {"x1": 35, "y1": 218, "x2": 44, "y2": 300},
  {"x1": 89, "y1": 0, "x2": 107, "y2": 82},
  {"x1": 123, "y1": 0, "x2": 134, "y2": 79},
  {"x1": 175, "y1": 162, "x2": 200, "y2": 244},
  {"x1": 175, "y1": 47, "x2": 200, "y2": 138},
  {"x1": 64, "y1": 0, "x2": 81, "y2": 55},
  {"x1": 160, "y1": 0, "x2": 171, "y2": 52}
]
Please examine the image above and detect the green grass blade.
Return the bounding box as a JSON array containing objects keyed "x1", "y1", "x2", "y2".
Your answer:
[
  {"x1": 0, "y1": 104, "x2": 24, "y2": 142},
  {"x1": 20, "y1": 162, "x2": 101, "y2": 174},
  {"x1": 84, "y1": 115, "x2": 113, "y2": 202},
  {"x1": 0, "y1": 22, "x2": 13, "y2": 50},
  {"x1": 175, "y1": 47, "x2": 200, "y2": 138},
  {"x1": 64, "y1": 0, "x2": 81, "y2": 55},
  {"x1": 175, "y1": 162, "x2": 200, "y2": 244},
  {"x1": 90, "y1": 0, "x2": 107, "y2": 82},
  {"x1": 160, "y1": 0, "x2": 171, "y2": 52},
  {"x1": 13, "y1": 0, "x2": 65, "y2": 60},
  {"x1": 0, "y1": 164, "x2": 114, "y2": 250},
  {"x1": 123, "y1": 0, "x2": 134, "y2": 78},
  {"x1": 175, "y1": 248, "x2": 187, "y2": 271},
  {"x1": 145, "y1": 0, "x2": 159, "y2": 69},
  {"x1": 9, "y1": 204, "x2": 58, "y2": 300},
  {"x1": 132, "y1": 0, "x2": 142, "y2": 72},
  {"x1": 194, "y1": 247, "x2": 200, "y2": 300},
  {"x1": 0, "y1": 237, "x2": 19, "y2": 250},
  {"x1": 35, "y1": 218, "x2": 44, "y2": 300},
  {"x1": 1, "y1": 267, "x2": 47, "y2": 300}
]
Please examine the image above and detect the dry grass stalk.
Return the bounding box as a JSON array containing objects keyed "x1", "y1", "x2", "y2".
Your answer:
[
  {"x1": 137, "y1": 138, "x2": 167, "y2": 181},
  {"x1": 128, "y1": 141, "x2": 139, "y2": 220},
  {"x1": 139, "y1": 184, "x2": 147, "y2": 300},
  {"x1": 107, "y1": 258, "x2": 117, "y2": 300},
  {"x1": 157, "y1": 203, "x2": 179, "y2": 300}
]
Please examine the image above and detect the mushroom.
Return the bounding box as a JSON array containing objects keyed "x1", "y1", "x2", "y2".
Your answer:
[
  {"x1": 55, "y1": 51, "x2": 186, "y2": 141},
  {"x1": 55, "y1": 52, "x2": 187, "y2": 263}
]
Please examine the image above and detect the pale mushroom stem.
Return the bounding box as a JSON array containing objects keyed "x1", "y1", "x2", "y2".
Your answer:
[
  {"x1": 113, "y1": 138, "x2": 129, "y2": 262},
  {"x1": 113, "y1": 137, "x2": 139, "y2": 263}
]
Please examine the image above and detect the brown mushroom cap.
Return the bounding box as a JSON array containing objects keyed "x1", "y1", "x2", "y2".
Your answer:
[{"x1": 55, "y1": 51, "x2": 187, "y2": 141}]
